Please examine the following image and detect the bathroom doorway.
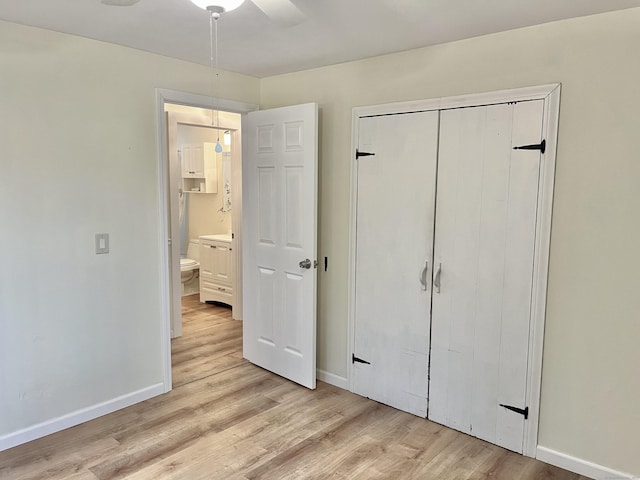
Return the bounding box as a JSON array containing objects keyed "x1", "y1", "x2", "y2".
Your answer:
[
  {"x1": 156, "y1": 89, "x2": 258, "y2": 368},
  {"x1": 165, "y1": 103, "x2": 241, "y2": 339}
]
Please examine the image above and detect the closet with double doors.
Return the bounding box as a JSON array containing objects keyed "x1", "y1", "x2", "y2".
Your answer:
[{"x1": 349, "y1": 85, "x2": 560, "y2": 456}]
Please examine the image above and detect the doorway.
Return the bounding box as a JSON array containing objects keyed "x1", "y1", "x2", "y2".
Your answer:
[
  {"x1": 165, "y1": 103, "x2": 241, "y2": 340},
  {"x1": 156, "y1": 91, "x2": 320, "y2": 395},
  {"x1": 155, "y1": 89, "x2": 258, "y2": 392}
]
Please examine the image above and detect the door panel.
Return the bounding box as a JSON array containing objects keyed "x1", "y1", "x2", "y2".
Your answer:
[
  {"x1": 352, "y1": 110, "x2": 439, "y2": 417},
  {"x1": 243, "y1": 103, "x2": 318, "y2": 389},
  {"x1": 495, "y1": 100, "x2": 545, "y2": 448},
  {"x1": 428, "y1": 100, "x2": 544, "y2": 453}
]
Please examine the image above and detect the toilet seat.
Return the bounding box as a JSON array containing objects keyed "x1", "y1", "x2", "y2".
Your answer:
[{"x1": 180, "y1": 258, "x2": 199, "y2": 271}]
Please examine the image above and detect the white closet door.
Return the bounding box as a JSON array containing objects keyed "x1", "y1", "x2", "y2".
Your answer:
[
  {"x1": 352, "y1": 110, "x2": 439, "y2": 417},
  {"x1": 428, "y1": 100, "x2": 544, "y2": 452}
]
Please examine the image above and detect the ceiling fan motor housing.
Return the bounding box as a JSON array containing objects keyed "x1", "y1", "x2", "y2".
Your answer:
[{"x1": 189, "y1": 0, "x2": 245, "y2": 13}]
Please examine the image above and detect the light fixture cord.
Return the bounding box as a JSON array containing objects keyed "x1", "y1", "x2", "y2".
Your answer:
[
  {"x1": 209, "y1": 10, "x2": 224, "y2": 153},
  {"x1": 215, "y1": 14, "x2": 220, "y2": 137},
  {"x1": 209, "y1": 11, "x2": 215, "y2": 126}
]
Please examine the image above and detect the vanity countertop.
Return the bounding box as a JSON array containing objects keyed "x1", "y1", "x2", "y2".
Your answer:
[{"x1": 200, "y1": 234, "x2": 232, "y2": 243}]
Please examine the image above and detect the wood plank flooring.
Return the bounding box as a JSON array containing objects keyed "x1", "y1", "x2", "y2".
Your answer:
[{"x1": 0, "y1": 295, "x2": 590, "y2": 479}]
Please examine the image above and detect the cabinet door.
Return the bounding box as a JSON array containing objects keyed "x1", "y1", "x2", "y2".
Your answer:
[
  {"x1": 181, "y1": 144, "x2": 204, "y2": 178},
  {"x1": 211, "y1": 241, "x2": 232, "y2": 286},
  {"x1": 181, "y1": 144, "x2": 193, "y2": 177},
  {"x1": 199, "y1": 241, "x2": 214, "y2": 278}
]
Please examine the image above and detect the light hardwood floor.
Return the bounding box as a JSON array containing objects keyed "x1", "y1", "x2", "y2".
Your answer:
[{"x1": 0, "y1": 295, "x2": 590, "y2": 480}]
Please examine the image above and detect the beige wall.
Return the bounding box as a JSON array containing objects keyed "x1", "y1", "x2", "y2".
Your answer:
[
  {"x1": 0, "y1": 20, "x2": 258, "y2": 441},
  {"x1": 260, "y1": 8, "x2": 640, "y2": 475}
]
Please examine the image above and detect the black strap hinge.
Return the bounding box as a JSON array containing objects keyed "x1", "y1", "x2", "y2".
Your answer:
[
  {"x1": 352, "y1": 354, "x2": 371, "y2": 365},
  {"x1": 513, "y1": 139, "x2": 546, "y2": 154},
  {"x1": 356, "y1": 149, "x2": 376, "y2": 159},
  {"x1": 499, "y1": 404, "x2": 529, "y2": 419}
]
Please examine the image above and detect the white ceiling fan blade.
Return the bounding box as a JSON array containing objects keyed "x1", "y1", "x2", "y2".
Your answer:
[
  {"x1": 251, "y1": 0, "x2": 306, "y2": 26},
  {"x1": 101, "y1": 0, "x2": 140, "y2": 6}
]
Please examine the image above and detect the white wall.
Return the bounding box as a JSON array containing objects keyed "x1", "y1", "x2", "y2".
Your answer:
[
  {"x1": 260, "y1": 8, "x2": 640, "y2": 476},
  {"x1": 0, "y1": 20, "x2": 258, "y2": 445}
]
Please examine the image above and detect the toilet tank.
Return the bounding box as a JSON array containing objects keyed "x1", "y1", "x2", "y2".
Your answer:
[{"x1": 186, "y1": 239, "x2": 200, "y2": 262}]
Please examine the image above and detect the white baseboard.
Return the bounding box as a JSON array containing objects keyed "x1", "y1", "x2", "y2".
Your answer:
[
  {"x1": 317, "y1": 369, "x2": 348, "y2": 390},
  {"x1": 537, "y1": 446, "x2": 638, "y2": 480},
  {"x1": 0, "y1": 383, "x2": 165, "y2": 452}
]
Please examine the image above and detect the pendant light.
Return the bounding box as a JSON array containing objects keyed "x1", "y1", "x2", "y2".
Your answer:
[{"x1": 190, "y1": 0, "x2": 245, "y2": 152}]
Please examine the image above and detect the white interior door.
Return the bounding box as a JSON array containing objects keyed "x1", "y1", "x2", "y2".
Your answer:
[
  {"x1": 428, "y1": 100, "x2": 545, "y2": 453},
  {"x1": 242, "y1": 103, "x2": 318, "y2": 389},
  {"x1": 352, "y1": 111, "x2": 439, "y2": 417}
]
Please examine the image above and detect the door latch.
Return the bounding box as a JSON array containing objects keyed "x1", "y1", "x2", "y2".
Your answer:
[{"x1": 298, "y1": 259, "x2": 318, "y2": 269}]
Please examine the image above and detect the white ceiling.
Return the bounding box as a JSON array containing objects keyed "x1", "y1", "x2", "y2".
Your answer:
[{"x1": 2, "y1": 0, "x2": 640, "y2": 78}]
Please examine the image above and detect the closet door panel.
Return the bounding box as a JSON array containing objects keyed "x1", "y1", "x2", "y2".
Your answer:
[
  {"x1": 495, "y1": 99, "x2": 544, "y2": 448},
  {"x1": 429, "y1": 106, "x2": 487, "y2": 432},
  {"x1": 429, "y1": 101, "x2": 544, "y2": 453},
  {"x1": 468, "y1": 105, "x2": 515, "y2": 444},
  {"x1": 352, "y1": 110, "x2": 439, "y2": 417}
]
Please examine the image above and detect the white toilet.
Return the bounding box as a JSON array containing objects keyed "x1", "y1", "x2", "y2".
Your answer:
[{"x1": 180, "y1": 239, "x2": 200, "y2": 296}]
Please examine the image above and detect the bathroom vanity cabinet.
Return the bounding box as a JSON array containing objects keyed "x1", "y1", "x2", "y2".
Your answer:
[
  {"x1": 199, "y1": 234, "x2": 233, "y2": 306},
  {"x1": 181, "y1": 142, "x2": 218, "y2": 193}
]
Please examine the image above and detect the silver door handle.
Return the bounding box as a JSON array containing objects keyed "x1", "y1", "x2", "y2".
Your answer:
[
  {"x1": 419, "y1": 260, "x2": 428, "y2": 291},
  {"x1": 433, "y1": 262, "x2": 442, "y2": 293},
  {"x1": 299, "y1": 259, "x2": 312, "y2": 269}
]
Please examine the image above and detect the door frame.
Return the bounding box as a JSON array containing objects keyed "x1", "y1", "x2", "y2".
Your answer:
[
  {"x1": 155, "y1": 88, "x2": 257, "y2": 392},
  {"x1": 348, "y1": 84, "x2": 561, "y2": 457}
]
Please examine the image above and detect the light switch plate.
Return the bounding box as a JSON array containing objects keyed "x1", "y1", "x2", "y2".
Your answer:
[{"x1": 95, "y1": 233, "x2": 109, "y2": 254}]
